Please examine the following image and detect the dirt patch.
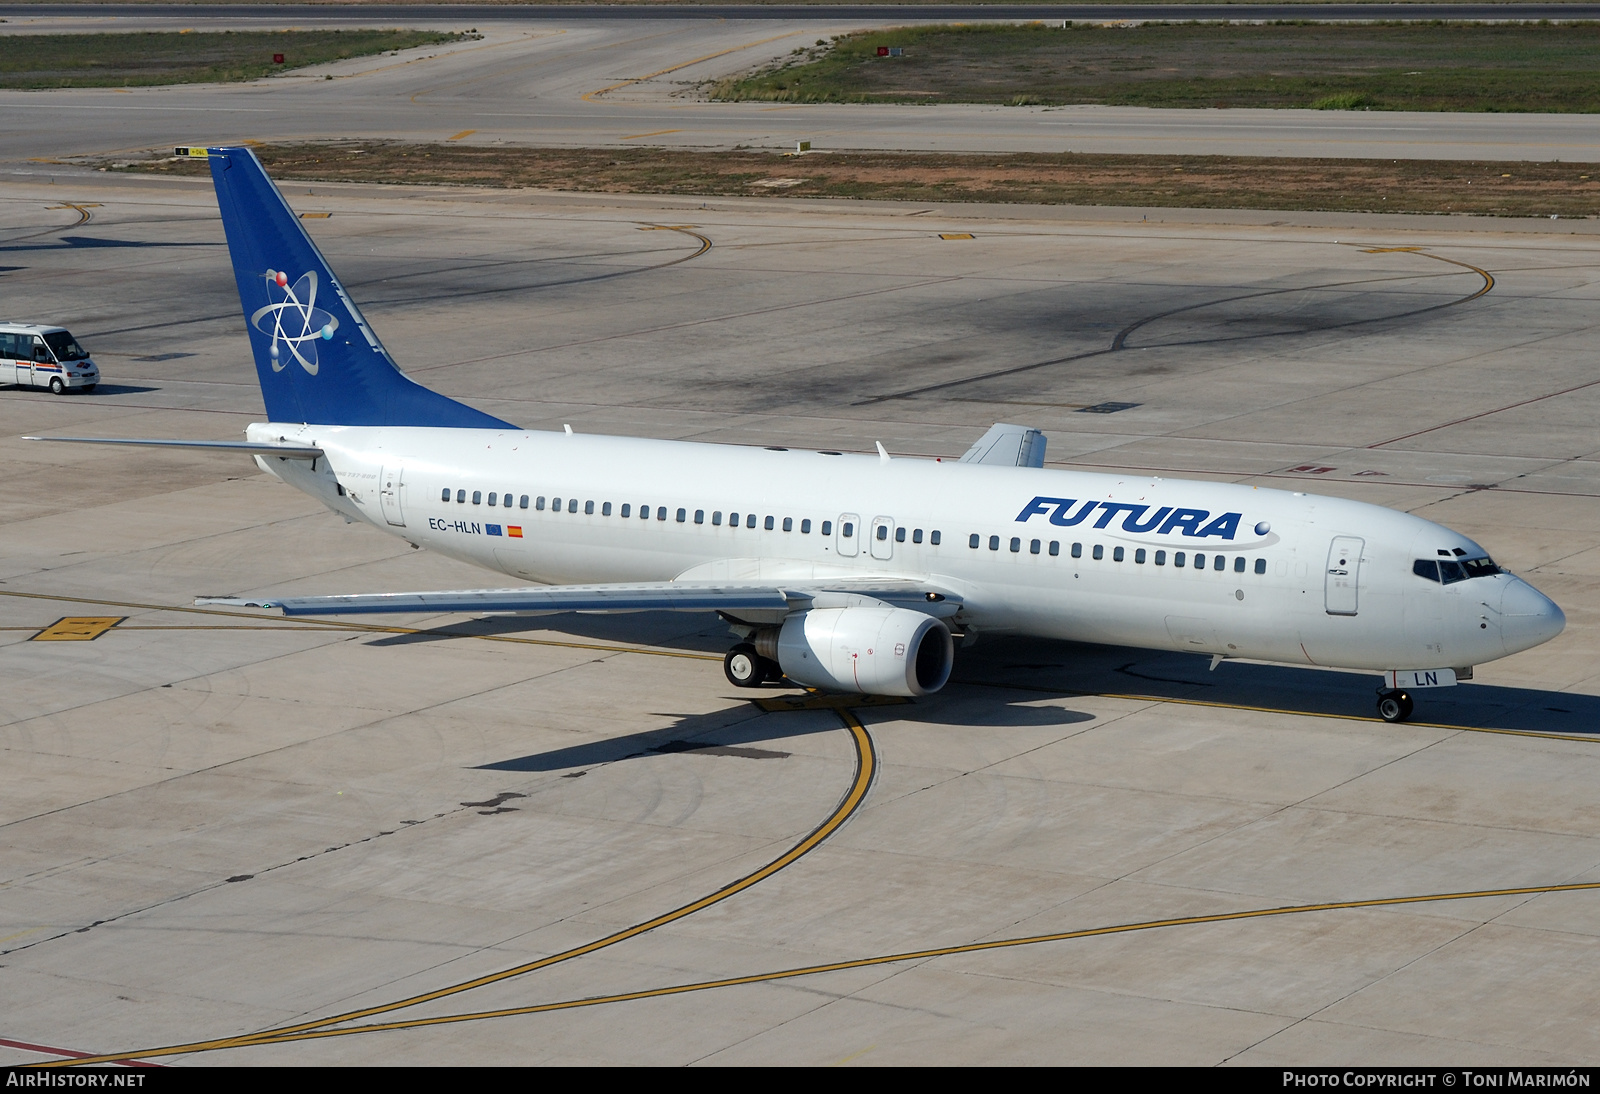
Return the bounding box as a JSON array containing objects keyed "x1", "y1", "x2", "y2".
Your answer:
[{"x1": 111, "y1": 142, "x2": 1600, "y2": 218}]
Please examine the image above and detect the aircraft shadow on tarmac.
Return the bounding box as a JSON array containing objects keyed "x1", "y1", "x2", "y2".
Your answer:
[
  {"x1": 0, "y1": 236, "x2": 223, "y2": 253},
  {"x1": 477, "y1": 705, "x2": 854, "y2": 773},
  {"x1": 388, "y1": 614, "x2": 1598, "y2": 743}
]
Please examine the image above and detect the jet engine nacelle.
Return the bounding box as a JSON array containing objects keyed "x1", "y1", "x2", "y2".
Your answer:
[{"x1": 771, "y1": 606, "x2": 954, "y2": 697}]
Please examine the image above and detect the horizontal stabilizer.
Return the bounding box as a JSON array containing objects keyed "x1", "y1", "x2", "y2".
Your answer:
[
  {"x1": 25, "y1": 436, "x2": 324, "y2": 459},
  {"x1": 960, "y1": 423, "x2": 1046, "y2": 468}
]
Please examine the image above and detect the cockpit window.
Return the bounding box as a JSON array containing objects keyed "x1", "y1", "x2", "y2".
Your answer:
[
  {"x1": 42, "y1": 331, "x2": 88, "y2": 361},
  {"x1": 1415, "y1": 556, "x2": 1501, "y2": 583}
]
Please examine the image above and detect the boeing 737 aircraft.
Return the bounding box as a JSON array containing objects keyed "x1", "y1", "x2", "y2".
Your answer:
[{"x1": 29, "y1": 147, "x2": 1567, "y2": 722}]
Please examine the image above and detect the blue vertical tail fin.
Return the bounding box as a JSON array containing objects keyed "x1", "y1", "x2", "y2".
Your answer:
[{"x1": 207, "y1": 146, "x2": 514, "y2": 429}]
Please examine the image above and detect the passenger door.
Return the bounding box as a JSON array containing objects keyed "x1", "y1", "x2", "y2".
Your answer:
[
  {"x1": 870, "y1": 516, "x2": 895, "y2": 560},
  {"x1": 836, "y1": 513, "x2": 860, "y2": 557},
  {"x1": 1325, "y1": 536, "x2": 1364, "y2": 616}
]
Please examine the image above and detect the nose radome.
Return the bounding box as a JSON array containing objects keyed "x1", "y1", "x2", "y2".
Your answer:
[{"x1": 1499, "y1": 577, "x2": 1566, "y2": 655}]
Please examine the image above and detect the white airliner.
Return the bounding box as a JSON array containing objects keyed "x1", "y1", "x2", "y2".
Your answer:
[{"x1": 28, "y1": 147, "x2": 1565, "y2": 723}]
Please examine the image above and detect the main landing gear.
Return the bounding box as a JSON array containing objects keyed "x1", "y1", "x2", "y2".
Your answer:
[
  {"x1": 724, "y1": 643, "x2": 782, "y2": 688},
  {"x1": 1376, "y1": 688, "x2": 1414, "y2": 723}
]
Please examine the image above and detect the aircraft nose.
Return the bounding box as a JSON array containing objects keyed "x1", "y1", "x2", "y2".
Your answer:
[{"x1": 1500, "y1": 577, "x2": 1566, "y2": 655}]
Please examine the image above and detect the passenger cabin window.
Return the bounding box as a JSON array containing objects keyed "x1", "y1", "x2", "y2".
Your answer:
[
  {"x1": 785, "y1": 517, "x2": 794, "y2": 532},
  {"x1": 571, "y1": 499, "x2": 581, "y2": 514},
  {"x1": 842, "y1": 521, "x2": 854, "y2": 537},
  {"x1": 620, "y1": 503, "x2": 631, "y2": 517},
  {"x1": 913, "y1": 529, "x2": 923, "y2": 544},
  {"x1": 747, "y1": 514, "x2": 757, "y2": 529},
  {"x1": 1092, "y1": 545, "x2": 1104, "y2": 560},
  {"x1": 658, "y1": 508, "x2": 668, "y2": 521},
  {"x1": 603, "y1": 502, "x2": 612, "y2": 516},
  {"x1": 1174, "y1": 552, "x2": 1186, "y2": 567},
  {"x1": 441, "y1": 488, "x2": 450, "y2": 502},
  {"x1": 878, "y1": 525, "x2": 889, "y2": 541},
  {"x1": 1030, "y1": 539, "x2": 1040, "y2": 555},
  {"x1": 768, "y1": 516, "x2": 777, "y2": 531},
  {"x1": 1135, "y1": 548, "x2": 1146, "y2": 564},
  {"x1": 1049, "y1": 541, "x2": 1059, "y2": 556},
  {"x1": 1254, "y1": 558, "x2": 1266, "y2": 574},
  {"x1": 677, "y1": 508, "x2": 687, "y2": 523},
  {"x1": 695, "y1": 510, "x2": 705, "y2": 524},
  {"x1": 895, "y1": 526, "x2": 905, "y2": 543},
  {"x1": 1194, "y1": 553, "x2": 1205, "y2": 569},
  {"x1": 1010, "y1": 537, "x2": 1021, "y2": 553},
  {"x1": 989, "y1": 536, "x2": 1000, "y2": 551},
  {"x1": 1214, "y1": 555, "x2": 1226, "y2": 571},
  {"x1": 802, "y1": 519, "x2": 812, "y2": 534},
  {"x1": 537, "y1": 496, "x2": 547, "y2": 511},
  {"x1": 969, "y1": 534, "x2": 980, "y2": 549},
  {"x1": 1155, "y1": 550, "x2": 1166, "y2": 565},
  {"x1": 472, "y1": 491, "x2": 482, "y2": 505},
  {"x1": 553, "y1": 497, "x2": 563, "y2": 511},
  {"x1": 713, "y1": 511, "x2": 722, "y2": 526},
  {"x1": 822, "y1": 521, "x2": 833, "y2": 536},
  {"x1": 488, "y1": 492, "x2": 497, "y2": 506},
  {"x1": 1071, "y1": 543, "x2": 1082, "y2": 559},
  {"x1": 504, "y1": 493, "x2": 513, "y2": 508},
  {"x1": 457, "y1": 490, "x2": 467, "y2": 504},
  {"x1": 930, "y1": 531, "x2": 941, "y2": 546},
  {"x1": 1113, "y1": 547, "x2": 1124, "y2": 562},
  {"x1": 640, "y1": 505, "x2": 650, "y2": 519}
]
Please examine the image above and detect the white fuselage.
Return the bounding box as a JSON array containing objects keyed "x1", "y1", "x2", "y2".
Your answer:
[{"x1": 250, "y1": 422, "x2": 1564, "y2": 675}]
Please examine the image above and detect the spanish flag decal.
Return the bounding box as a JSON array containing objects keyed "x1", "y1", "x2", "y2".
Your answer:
[{"x1": 508, "y1": 526, "x2": 523, "y2": 538}]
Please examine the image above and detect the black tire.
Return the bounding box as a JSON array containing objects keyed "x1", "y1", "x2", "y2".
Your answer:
[
  {"x1": 49, "y1": 377, "x2": 64, "y2": 395},
  {"x1": 724, "y1": 644, "x2": 765, "y2": 688},
  {"x1": 1377, "y1": 690, "x2": 1414, "y2": 723}
]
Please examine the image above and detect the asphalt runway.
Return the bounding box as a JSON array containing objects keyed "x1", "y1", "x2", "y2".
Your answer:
[
  {"x1": 6, "y1": 8, "x2": 1600, "y2": 164},
  {"x1": 1, "y1": 172, "x2": 1598, "y2": 1065}
]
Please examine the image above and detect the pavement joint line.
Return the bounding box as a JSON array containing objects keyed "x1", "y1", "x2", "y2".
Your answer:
[
  {"x1": 952, "y1": 679, "x2": 1600, "y2": 743},
  {"x1": 45, "y1": 879, "x2": 1600, "y2": 1063},
  {"x1": 0, "y1": 589, "x2": 722, "y2": 662},
  {"x1": 41, "y1": 709, "x2": 878, "y2": 1067},
  {"x1": 4, "y1": 591, "x2": 1586, "y2": 739}
]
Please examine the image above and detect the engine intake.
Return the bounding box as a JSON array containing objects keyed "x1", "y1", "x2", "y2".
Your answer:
[{"x1": 765, "y1": 606, "x2": 953, "y2": 697}]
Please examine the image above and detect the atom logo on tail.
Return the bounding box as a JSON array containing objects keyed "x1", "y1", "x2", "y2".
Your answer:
[{"x1": 250, "y1": 269, "x2": 339, "y2": 375}]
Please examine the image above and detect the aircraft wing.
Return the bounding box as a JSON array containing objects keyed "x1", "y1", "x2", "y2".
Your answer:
[
  {"x1": 197, "y1": 579, "x2": 961, "y2": 618},
  {"x1": 959, "y1": 423, "x2": 1046, "y2": 468},
  {"x1": 25, "y1": 436, "x2": 324, "y2": 459}
]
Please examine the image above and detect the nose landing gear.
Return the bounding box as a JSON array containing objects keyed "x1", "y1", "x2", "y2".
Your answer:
[{"x1": 1377, "y1": 688, "x2": 1414, "y2": 723}]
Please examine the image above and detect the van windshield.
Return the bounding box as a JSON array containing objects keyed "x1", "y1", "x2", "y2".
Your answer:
[{"x1": 42, "y1": 331, "x2": 88, "y2": 361}]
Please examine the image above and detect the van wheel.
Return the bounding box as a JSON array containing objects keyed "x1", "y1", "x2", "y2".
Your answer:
[{"x1": 49, "y1": 377, "x2": 65, "y2": 395}]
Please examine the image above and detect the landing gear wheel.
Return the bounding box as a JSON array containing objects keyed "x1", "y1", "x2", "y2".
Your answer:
[
  {"x1": 1377, "y1": 689, "x2": 1414, "y2": 723},
  {"x1": 49, "y1": 377, "x2": 64, "y2": 395},
  {"x1": 724, "y1": 643, "x2": 765, "y2": 688}
]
